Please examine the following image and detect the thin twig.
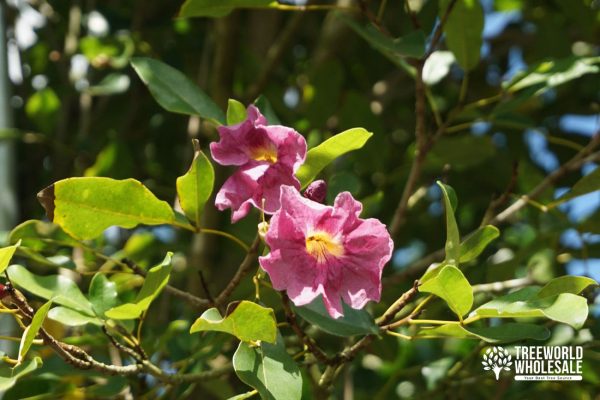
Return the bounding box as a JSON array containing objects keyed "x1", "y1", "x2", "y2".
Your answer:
[
  {"x1": 281, "y1": 294, "x2": 332, "y2": 365},
  {"x1": 5, "y1": 285, "x2": 231, "y2": 383},
  {"x1": 423, "y1": 0, "x2": 458, "y2": 59},
  {"x1": 214, "y1": 235, "x2": 261, "y2": 306},
  {"x1": 389, "y1": 60, "x2": 427, "y2": 238},
  {"x1": 318, "y1": 282, "x2": 421, "y2": 388},
  {"x1": 471, "y1": 277, "x2": 533, "y2": 293}
]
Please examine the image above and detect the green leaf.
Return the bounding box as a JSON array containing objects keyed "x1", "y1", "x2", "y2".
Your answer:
[
  {"x1": 416, "y1": 322, "x2": 550, "y2": 343},
  {"x1": 0, "y1": 241, "x2": 20, "y2": 275},
  {"x1": 474, "y1": 287, "x2": 589, "y2": 329},
  {"x1": 440, "y1": 0, "x2": 484, "y2": 71},
  {"x1": 339, "y1": 14, "x2": 426, "y2": 59},
  {"x1": 419, "y1": 265, "x2": 473, "y2": 319},
  {"x1": 176, "y1": 141, "x2": 215, "y2": 227},
  {"x1": 233, "y1": 333, "x2": 302, "y2": 400},
  {"x1": 536, "y1": 276, "x2": 597, "y2": 299},
  {"x1": 190, "y1": 301, "x2": 277, "y2": 343},
  {"x1": 505, "y1": 56, "x2": 600, "y2": 93},
  {"x1": 37, "y1": 177, "x2": 180, "y2": 240},
  {"x1": 550, "y1": 167, "x2": 600, "y2": 207},
  {"x1": 9, "y1": 220, "x2": 78, "y2": 252},
  {"x1": 19, "y1": 300, "x2": 52, "y2": 363},
  {"x1": 293, "y1": 295, "x2": 379, "y2": 337},
  {"x1": 89, "y1": 273, "x2": 119, "y2": 318},
  {"x1": 105, "y1": 253, "x2": 173, "y2": 320},
  {"x1": 296, "y1": 128, "x2": 373, "y2": 188},
  {"x1": 436, "y1": 181, "x2": 460, "y2": 265},
  {"x1": 48, "y1": 306, "x2": 102, "y2": 327},
  {"x1": 179, "y1": 0, "x2": 275, "y2": 18},
  {"x1": 0, "y1": 357, "x2": 43, "y2": 392},
  {"x1": 227, "y1": 99, "x2": 247, "y2": 125},
  {"x1": 459, "y1": 225, "x2": 500, "y2": 263},
  {"x1": 7, "y1": 265, "x2": 94, "y2": 315},
  {"x1": 131, "y1": 57, "x2": 225, "y2": 124}
]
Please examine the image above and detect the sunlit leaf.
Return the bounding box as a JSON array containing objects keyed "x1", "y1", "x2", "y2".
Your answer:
[
  {"x1": 505, "y1": 56, "x2": 600, "y2": 93},
  {"x1": 227, "y1": 99, "x2": 247, "y2": 125},
  {"x1": 296, "y1": 128, "x2": 373, "y2": 188},
  {"x1": 474, "y1": 287, "x2": 589, "y2": 329},
  {"x1": 190, "y1": 301, "x2": 277, "y2": 343},
  {"x1": 536, "y1": 276, "x2": 597, "y2": 299},
  {"x1": 37, "y1": 177, "x2": 180, "y2": 240},
  {"x1": 48, "y1": 306, "x2": 102, "y2": 327},
  {"x1": 459, "y1": 225, "x2": 500, "y2": 263},
  {"x1": 436, "y1": 181, "x2": 460, "y2": 265},
  {"x1": 0, "y1": 241, "x2": 20, "y2": 275},
  {"x1": 419, "y1": 265, "x2": 473, "y2": 318},
  {"x1": 19, "y1": 300, "x2": 52, "y2": 363},
  {"x1": 105, "y1": 253, "x2": 173, "y2": 320},
  {"x1": 176, "y1": 141, "x2": 214, "y2": 227}
]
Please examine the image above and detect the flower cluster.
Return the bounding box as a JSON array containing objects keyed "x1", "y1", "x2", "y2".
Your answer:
[{"x1": 211, "y1": 105, "x2": 393, "y2": 318}]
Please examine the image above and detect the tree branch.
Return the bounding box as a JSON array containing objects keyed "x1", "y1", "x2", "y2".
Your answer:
[{"x1": 5, "y1": 285, "x2": 232, "y2": 383}]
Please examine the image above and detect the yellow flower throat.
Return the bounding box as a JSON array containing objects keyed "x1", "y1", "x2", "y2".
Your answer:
[
  {"x1": 305, "y1": 232, "x2": 344, "y2": 263},
  {"x1": 250, "y1": 146, "x2": 278, "y2": 163}
]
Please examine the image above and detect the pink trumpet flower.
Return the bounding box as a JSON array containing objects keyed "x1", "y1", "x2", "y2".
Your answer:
[
  {"x1": 210, "y1": 105, "x2": 307, "y2": 222},
  {"x1": 259, "y1": 186, "x2": 394, "y2": 318}
]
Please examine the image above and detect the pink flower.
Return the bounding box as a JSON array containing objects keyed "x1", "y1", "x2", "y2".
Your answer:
[
  {"x1": 210, "y1": 105, "x2": 307, "y2": 222},
  {"x1": 259, "y1": 186, "x2": 394, "y2": 318}
]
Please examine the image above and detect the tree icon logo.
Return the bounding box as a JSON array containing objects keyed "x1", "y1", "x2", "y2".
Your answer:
[{"x1": 482, "y1": 346, "x2": 513, "y2": 380}]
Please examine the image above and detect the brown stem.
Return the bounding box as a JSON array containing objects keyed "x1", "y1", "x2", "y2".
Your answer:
[
  {"x1": 318, "y1": 282, "x2": 420, "y2": 388},
  {"x1": 389, "y1": 60, "x2": 427, "y2": 238},
  {"x1": 281, "y1": 293, "x2": 332, "y2": 365},
  {"x1": 423, "y1": 0, "x2": 458, "y2": 59},
  {"x1": 214, "y1": 235, "x2": 261, "y2": 306},
  {"x1": 5, "y1": 285, "x2": 231, "y2": 382}
]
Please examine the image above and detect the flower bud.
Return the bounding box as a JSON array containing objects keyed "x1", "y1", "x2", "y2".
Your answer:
[
  {"x1": 303, "y1": 180, "x2": 327, "y2": 204},
  {"x1": 258, "y1": 221, "x2": 270, "y2": 241}
]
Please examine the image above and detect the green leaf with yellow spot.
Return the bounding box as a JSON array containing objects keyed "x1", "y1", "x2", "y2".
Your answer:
[{"x1": 37, "y1": 177, "x2": 180, "y2": 240}]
